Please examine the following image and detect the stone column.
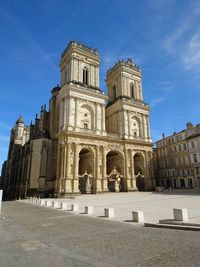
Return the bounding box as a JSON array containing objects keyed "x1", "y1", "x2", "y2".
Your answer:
[
  {"x1": 101, "y1": 105, "x2": 105, "y2": 132},
  {"x1": 127, "y1": 111, "x2": 131, "y2": 137},
  {"x1": 130, "y1": 151, "x2": 136, "y2": 189},
  {"x1": 67, "y1": 97, "x2": 71, "y2": 126},
  {"x1": 102, "y1": 147, "x2": 108, "y2": 191},
  {"x1": 123, "y1": 111, "x2": 128, "y2": 138},
  {"x1": 75, "y1": 98, "x2": 78, "y2": 128},
  {"x1": 63, "y1": 97, "x2": 67, "y2": 127},
  {"x1": 65, "y1": 143, "x2": 72, "y2": 193},
  {"x1": 136, "y1": 82, "x2": 139, "y2": 100},
  {"x1": 73, "y1": 144, "x2": 79, "y2": 193},
  {"x1": 95, "y1": 103, "x2": 98, "y2": 132},
  {"x1": 146, "y1": 115, "x2": 151, "y2": 140},
  {"x1": 71, "y1": 58, "x2": 74, "y2": 81},
  {"x1": 96, "y1": 146, "x2": 101, "y2": 192},
  {"x1": 124, "y1": 149, "x2": 129, "y2": 191},
  {"x1": 59, "y1": 99, "x2": 63, "y2": 129},
  {"x1": 60, "y1": 144, "x2": 64, "y2": 179},
  {"x1": 63, "y1": 143, "x2": 67, "y2": 193},
  {"x1": 142, "y1": 114, "x2": 145, "y2": 139}
]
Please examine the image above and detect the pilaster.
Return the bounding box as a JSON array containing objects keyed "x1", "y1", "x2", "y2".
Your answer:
[
  {"x1": 102, "y1": 146, "x2": 108, "y2": 191},
  {"x1": 73, "y1": 143, "x2": 79, "y2": 193}
]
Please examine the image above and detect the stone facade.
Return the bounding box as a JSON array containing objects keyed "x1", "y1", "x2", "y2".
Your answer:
[
  {"x1": 154, "y1": 122, "x2": 200, "y2": 191},
  {"x1": 2, "y1": 41, "x2": 153, "y2": 199}
]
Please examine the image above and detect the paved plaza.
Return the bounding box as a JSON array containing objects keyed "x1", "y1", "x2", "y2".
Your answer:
[
  {"x1": 34, "y1": 191, "x2": 200, "y2": 224},
  {"x1": 1, "y1": 192, "x2": 200, "y2": 266}
]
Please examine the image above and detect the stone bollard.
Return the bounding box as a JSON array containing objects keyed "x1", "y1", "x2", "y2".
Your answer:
[
  {"x1": 41, "y1": 200, "x2": 47, "y2": 206},
  {"x1": 85, "y1": 206, "x2": 93, "y2": 215},
  {"x1": 0, "y1": 190, "x2": 3, "y2": 213},
  {"x1": 36, "y1": 198, "x2": 41, "y2": 204},
  {"x1": 132, "y1": 211, "x2": 144, "y2": 223},
  {"x1": 71, "y1": 203, "x2": 79, "y2": 211},
  {"x1": 47, "y1": 200, "x2": 53, "y2": 207},
  {"x1": 104, "y1": 208, "x2": 114, "y2": 218},
  {"x1": 173, "y1": 208, "x2": 188, "y2": 221},
  {"x1": 62, "y1": 202, "x2": 69, "y2": 211},
  {"x1": 54, "y1": 202, "x2": 62, "y2": 209}
]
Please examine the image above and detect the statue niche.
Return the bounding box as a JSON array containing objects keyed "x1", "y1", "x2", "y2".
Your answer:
[
  {"x1": 79, "y1": 170, "x2": 93, "y2": 193},
  {"x1": 107, "y1": 167, "x2": 123, "y2": 192}
]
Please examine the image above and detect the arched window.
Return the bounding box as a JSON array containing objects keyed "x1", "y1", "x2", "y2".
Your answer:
[
  {"x1": 83, "y1": 67, "x2": 88, "y2": 85},
  {"x1": 112, "y1": 85, "x2": 116, "y2": 100},
  {"x1": 130, "y1": 83, "x2": 135, "y2": 99}
]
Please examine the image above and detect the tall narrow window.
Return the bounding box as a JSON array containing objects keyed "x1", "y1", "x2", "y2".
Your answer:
[
  {"x1": 193, "y1": 154, "x2": 198, "y2": 163},
  {"x1": 83, "y1": 67, "x2": 88, "y2": 85},
  {"x1": 112, "y1": 85, "x2": 116, "y2": 100},
  {"x1": 130, "y1": 83, "x2": 135, "y2": 99}
]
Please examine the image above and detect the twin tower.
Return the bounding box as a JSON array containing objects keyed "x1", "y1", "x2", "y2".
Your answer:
[{"x1": 55, "y1": 41, "x2": 153, "y2": 195}]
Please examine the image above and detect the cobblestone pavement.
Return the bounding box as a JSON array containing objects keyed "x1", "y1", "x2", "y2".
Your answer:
[{"x1": 1, "y1": 201, "x2": 200, "y2": 267}]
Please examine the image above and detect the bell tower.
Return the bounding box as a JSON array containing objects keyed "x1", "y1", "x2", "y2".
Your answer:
[
  {"x1": 105, "y1": 59, "x2": 151, "y2": 142},
  {"x1": 58, "y1": 41, "x2": 107, "y2": 135},
  {"x1": 60, "y1": 40, "x2": 100, "y2": 88}
]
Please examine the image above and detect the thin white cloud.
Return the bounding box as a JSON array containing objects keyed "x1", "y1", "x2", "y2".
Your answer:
[
  {"x1": 162, "y1": 5, "x2": 200, "y2": 74},
  {"x1": 182, "y1": 32, "x2": 200, "y2": 71},
  {"x1": 156, "y1": 81, "x2": 174, "y2": 92},
  {"x1": 150, "y1": 97, "x2": 164, "y2": 107}
]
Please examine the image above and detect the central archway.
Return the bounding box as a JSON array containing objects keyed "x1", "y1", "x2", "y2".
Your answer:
[
  {"x1": 134, "y1": 153, "x2": 145, "y2": 191},
  {"x1": 106, "y1": 150, "x2": 124, "y2": 192},
  {"x1": 78, "y1": 148, "x2": 94, "y2": 193}
]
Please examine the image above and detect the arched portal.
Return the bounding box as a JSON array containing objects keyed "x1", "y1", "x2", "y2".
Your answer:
[
  {"x1": 134, "y1": 153, "x2": 145, "y2": 191},
  {"x1": 78, "y1": 148, "x2": 94, "y2": 193},
  {"x1": 106, "y1": 150, "x2": 124, "y2": 192}
]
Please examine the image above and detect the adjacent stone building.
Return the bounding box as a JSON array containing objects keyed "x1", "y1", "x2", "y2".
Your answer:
[
  {"x1": 154, "y1": 122, "x2": 200, "y2": 191},
  {"x1": 2, "y1": 41, "x2": 153, "y2": 199}
]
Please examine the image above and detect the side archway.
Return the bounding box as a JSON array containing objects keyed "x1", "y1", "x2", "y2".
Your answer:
[
  {"x1": 106, "y1": 150, "x2": 124, "y2": 192},
  {"x1": 133, "y1": 153, "x2": 145, "y2": 191},
  {"x1": 78, "y1": 148, "x2": 94, "y2": 193}
]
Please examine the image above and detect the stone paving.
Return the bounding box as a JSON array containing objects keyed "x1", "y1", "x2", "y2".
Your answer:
[
  {"x1": 31, "y1": 192, "x2": 200, "y2": 224},
  {"x1": 1, "y1": 200, "x2": 200, "y2": 266}
]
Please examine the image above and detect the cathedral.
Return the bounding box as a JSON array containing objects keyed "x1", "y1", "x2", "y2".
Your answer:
[{"x1": 1, "y1": 41, "x2": 154, "y2": 199}]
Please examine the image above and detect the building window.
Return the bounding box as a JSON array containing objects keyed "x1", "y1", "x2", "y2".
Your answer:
[
  {"x1": 193, "y1": 154, "x2": 198, "y2": 163},
  {"x1": 83, "y1": 67, "x2": 88, "y2": 85},
  {"x1": 173, "y1": 179, "x2": 176, "y2": 188},
  {"x1": 84, "y1": 123, "x2": 88, "y2": 129},
  {"x1": 180, "y1": 179, "x2": 185, "y2": 188},
  {"x1": 112, "y1": 85, "x2": 116, "y2": 100},
  {"x1": 188, "y1": 178, "x2": 193, "y2": 188},
  {"x1": 191, "y1": 141, "x2": 195, "y2": 148},
  {"x1": 130, "y1": 83, "x2": 135, "y2": 99}
]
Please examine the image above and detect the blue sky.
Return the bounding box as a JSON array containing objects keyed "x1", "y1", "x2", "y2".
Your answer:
[{"x1": 1, "y1": 0, "x2": 200, "y2": 169}]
